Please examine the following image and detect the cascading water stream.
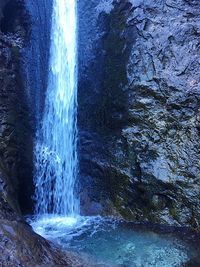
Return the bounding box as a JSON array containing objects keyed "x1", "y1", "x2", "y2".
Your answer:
[
  {"x1": 34, "y1": 0, "x2": 79, "y2": 216},
  {"x1": 28, "y1": 1, "x2": 199, "y2": 266}
]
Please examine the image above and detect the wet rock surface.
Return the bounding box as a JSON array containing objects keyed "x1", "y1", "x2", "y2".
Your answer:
[
  {"x1": 0, "y1": 218, "x2": 71, "y2": 267},
  {"x1": 78, "y1": 0, "x2": 200, "y2": 229},
  {"x1": 0, "y1": 0, "x2": 32, "y2": 214}
]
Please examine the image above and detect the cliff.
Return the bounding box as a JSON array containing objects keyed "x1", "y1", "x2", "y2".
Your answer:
[{"x1": 78, "y1": 0, "x2": 200, "y2": 230}]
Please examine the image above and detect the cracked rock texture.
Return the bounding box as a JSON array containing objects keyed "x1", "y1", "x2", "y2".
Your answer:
[{"x1": 78, "y1": 0, "x2": 200, "y2": 229}]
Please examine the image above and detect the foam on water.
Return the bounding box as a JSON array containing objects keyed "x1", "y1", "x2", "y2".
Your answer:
[{"x1": 30, "y1": 215, "x2": 195, "y2": 267}]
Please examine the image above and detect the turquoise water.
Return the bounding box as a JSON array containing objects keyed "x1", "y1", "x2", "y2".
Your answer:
[{"x1": 30, "y1": 215, "x2": 196, "y2": 267}]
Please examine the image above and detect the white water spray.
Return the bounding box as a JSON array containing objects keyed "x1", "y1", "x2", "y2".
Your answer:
[{"x1": 34, "y1": 0, "x2": 79, "y2": 216}]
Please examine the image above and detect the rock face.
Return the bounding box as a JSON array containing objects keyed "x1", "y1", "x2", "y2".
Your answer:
[
  {"x1": 0, "y1": 0, "x2": 32, "y2": 214},
  {"x1": 0, "y1": 1, "x2": 8, "y2": 21},
  {"x1": 0, "y1": 202, "x2": 92, "y2": 267},
  {"x1": 0, "y1": 214, "x2": 75, "y2": 267},
  {"x1": 22, "y1": 0, "x2": 52, "y2": 120},
  {"x1": 78, "y1": 0, "x2": 200, "y2": 229}
]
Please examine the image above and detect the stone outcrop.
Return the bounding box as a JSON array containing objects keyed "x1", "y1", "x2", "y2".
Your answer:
[{"x1": 78, "y1": 0, "x2": 200, "y2": 229}]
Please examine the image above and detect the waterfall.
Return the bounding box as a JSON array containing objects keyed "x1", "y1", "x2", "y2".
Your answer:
[{"x1": 34, "y1": 0, "x2": 79, "y2": 216}]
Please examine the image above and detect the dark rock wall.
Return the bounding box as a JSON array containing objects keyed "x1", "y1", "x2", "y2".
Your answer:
[
  {"x1": 0, "y1": 0, "x2": 8, "y2": 22},
  {"x1": 0, "y1": 0, "x2": 33, "y2": 214},
  {"x1": 20, "y1": 0, "x2": 53, "y2": 213},
  {"x1": 78, "y1": 0, "x2": 114, "y2": 216},
  {"x1": 78, "y1": 0, "x2": 200, "y2": 229},
  {"x1": 22, "y1": 0, "x2": 52, "y2": 121}
]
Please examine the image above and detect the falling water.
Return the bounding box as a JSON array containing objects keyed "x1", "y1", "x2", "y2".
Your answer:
[
  {"x1": 27, "y1": 2, "x2": 199, "y2": 266},
  {"x1": 34, "y1": 0, "x2": 79, "y2": 216}
]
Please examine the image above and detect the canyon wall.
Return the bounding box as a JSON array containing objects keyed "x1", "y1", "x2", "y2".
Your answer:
[
  {"x1": 78, "y1": 0, "x2": 200, "y2": 229},
  {"x1": 0, "y1": 0, "x2": 32, "y2": 216}
]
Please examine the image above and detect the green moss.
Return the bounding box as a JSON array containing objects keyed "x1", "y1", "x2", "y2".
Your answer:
[{"x1": 169, "y1": 208, "x2": 179, "y2": 220}]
